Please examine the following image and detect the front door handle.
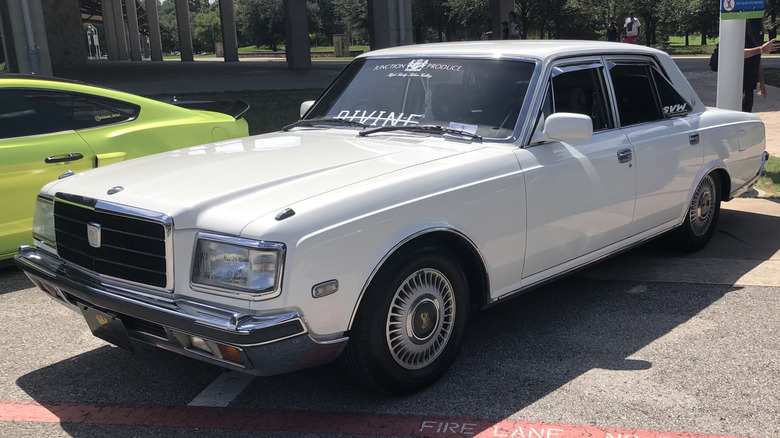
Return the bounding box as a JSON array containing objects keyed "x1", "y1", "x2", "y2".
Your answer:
[
  {"x1": 45, "y1": 153, "x2": 84, "y2": 164},
  {"x1": 617, "y1": 148, "x2": 632, "y2": 163}
]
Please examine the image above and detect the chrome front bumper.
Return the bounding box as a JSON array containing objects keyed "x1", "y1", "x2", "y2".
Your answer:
[{"x1": 15, "y1": 245, "x2": 347, "y2": 376}]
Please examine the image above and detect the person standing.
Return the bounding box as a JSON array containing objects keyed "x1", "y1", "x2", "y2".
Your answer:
[
  {"x1": 623, "y1": 12, "x2": 640, "y2": 43},
  {"x1": 607, "y1": 17, "x2": 619, "y2": 42},
  {"x1": 742, "y1": 18, "x2": 779, "y2": 112},
  {"x1": 508, "y1": 11, "x2": 520, "y2": 40}
]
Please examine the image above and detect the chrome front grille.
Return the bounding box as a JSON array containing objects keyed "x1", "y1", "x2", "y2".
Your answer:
[{"x1": 53, "y1": 197, "x2": 172, "y2": 289}]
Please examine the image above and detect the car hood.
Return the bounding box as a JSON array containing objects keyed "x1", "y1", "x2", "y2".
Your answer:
[{"x1": 45, "y1": 130, "x2": 481, "y2": 234}]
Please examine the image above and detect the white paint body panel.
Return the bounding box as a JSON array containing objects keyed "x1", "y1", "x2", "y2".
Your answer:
[{"x1": 38, "y1": 41, "x2": 766, "y2": 338}]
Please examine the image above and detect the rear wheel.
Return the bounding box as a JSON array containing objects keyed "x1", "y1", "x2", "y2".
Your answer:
[
  {"x1": 341, "y1": 244, "x2": 469, "y2": 394},
  {"x1": 671, "y1": 173, "x2": 721, "y2": 251}
]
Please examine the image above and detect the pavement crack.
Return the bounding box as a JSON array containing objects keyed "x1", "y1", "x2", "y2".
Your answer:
[{"x1": 716, "y1": 228, "x2": 747, "y2": 244}]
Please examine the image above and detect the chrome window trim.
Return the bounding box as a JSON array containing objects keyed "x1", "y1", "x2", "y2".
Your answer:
[
  {"x1": 53, "y1": 193, "x2": 175, "y2": 293},
  {"x1": 190, "y1": 232, "x2": 286, "y2": 301}
]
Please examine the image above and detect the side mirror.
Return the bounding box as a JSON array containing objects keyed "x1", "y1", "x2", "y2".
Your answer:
[
  {"x1": 530, "y1": 112, "x2": 593, "y2": 144},
  {"x1": 299, "y1": 100, "x2": 315, "y2": 119}
]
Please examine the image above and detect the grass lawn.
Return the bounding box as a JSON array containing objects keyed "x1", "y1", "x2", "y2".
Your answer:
[{"x1": 756, "y1": 155, "x2": 780, "y2": 198}]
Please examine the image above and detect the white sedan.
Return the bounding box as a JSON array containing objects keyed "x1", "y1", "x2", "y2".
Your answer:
[{"x1": 16, "y1": 41, "x2": 768, "y2": 395}]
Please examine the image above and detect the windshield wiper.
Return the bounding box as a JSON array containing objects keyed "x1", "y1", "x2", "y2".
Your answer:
[
  {"x1": 358, "y1": 124, "x2": 482, "y2": 140},
  {"x1": 282, "y1": 118, "x2": 369, "y2": 131}
]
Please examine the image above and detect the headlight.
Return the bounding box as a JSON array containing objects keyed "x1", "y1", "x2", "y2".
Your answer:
[
  {"x1": 191, "y1": 233, "x2": 285, "y2": 299},
  {"x1": 32, "y1": 196, "x2": 55, "y2": 245}
]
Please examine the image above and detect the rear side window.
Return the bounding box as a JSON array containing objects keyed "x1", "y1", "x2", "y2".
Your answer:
[
  {"x1": 0, "y1": 89, "x2": 139, "y2": 140},
  {"x1": 609, "y1": 64, "x2": 662, "y2": 126}
]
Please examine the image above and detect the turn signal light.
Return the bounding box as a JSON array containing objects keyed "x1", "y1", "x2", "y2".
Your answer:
[{"x1": 217, "y1": 344, "x2": 244, "y2": 364}]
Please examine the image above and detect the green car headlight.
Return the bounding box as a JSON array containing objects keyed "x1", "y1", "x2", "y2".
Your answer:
[
  {"x1": 32, "y1": 195, "x2": 56, "y2": 245},
  {"x1": 191, "y1": 233, "x2": 285, "y2": 299}
]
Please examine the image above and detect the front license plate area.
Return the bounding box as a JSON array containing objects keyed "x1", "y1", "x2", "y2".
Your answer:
[{"x1": 80, "y1": 305, "x2": 134, "y2": 351}]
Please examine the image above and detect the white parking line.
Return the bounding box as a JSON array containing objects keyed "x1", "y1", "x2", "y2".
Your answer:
[{"x1": 187, "y1": 371, "x2": 255, "y2": 407}]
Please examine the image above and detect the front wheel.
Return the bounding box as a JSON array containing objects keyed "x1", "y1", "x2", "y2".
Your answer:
[
  {"x1": 671, "y1": 173, "x2": 721, "y2": 252},
  {"x1": 340, "y1": 244, "x2": 470, "y2": 395}
]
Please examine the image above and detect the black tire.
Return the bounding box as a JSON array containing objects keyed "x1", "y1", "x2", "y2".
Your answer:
[
  {"x1": 671, "y1": 173, "x2": 721, "y2": 252},
  {"x1": 340, "y1": 244, "x2": 470, "y2": 395}
]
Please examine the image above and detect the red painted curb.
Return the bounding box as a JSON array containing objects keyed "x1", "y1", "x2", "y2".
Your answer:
[{"x1": 0, "y1": 400, "x2": 758, "y2": 438}]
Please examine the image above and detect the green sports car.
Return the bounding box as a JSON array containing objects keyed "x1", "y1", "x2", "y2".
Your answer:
[{"x1": 0, "y1": 75, "x2": 249, "y2": 262}]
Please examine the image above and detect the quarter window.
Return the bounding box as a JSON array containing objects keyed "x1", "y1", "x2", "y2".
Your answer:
[{"x1": 651, "y1": 68, "x2": 691, "y2": 117}]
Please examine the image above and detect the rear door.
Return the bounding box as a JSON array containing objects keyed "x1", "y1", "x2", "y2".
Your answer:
[{"x1": 606, "y1": 59, "x2": 702, "y2": 235}]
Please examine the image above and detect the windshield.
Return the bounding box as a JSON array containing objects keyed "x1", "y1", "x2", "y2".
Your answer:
[{"x1": 305, "y1": 57, "x2": 536, "y2": 139}]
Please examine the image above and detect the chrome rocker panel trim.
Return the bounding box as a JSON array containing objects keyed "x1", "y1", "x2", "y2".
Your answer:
[{"x1": 15, "y1": 245, "x2": 347, "y2": 376}]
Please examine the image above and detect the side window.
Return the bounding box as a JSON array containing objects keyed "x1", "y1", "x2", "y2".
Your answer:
[
  {"x1": 532, "y1": 65, "x2": 612, "y2": 138},
  {"x1": 0, "y1": 89, "x2": 73, "y2": 139},
  {"x1": 68, "y1": 94, "x2": 140, "y2": 130},
  {"x1": 609, "y1": 64, "x2": 663, "y2": 126},
  {"x1": 651, "y1": 67, "x2": 691, "y2": 117}
]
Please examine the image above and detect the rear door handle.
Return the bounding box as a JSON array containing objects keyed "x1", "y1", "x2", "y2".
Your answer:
[
  {"x1": 45, "y1": 153, "x2": 84, "y2": 163},
  {"x1": 617, "y1": 148, "x2": 632, "y2": 163},
  {"x1": 689, "y1": 133, "x2": 700, "y2": 145}
]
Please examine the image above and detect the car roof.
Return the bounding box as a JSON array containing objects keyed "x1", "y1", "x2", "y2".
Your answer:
[
  {"x1": 0, "y1": 73, "x2": 91, "y2": 87},
  {"x1": 358, "y1": 40, "x2": 666, "y2": 62}
]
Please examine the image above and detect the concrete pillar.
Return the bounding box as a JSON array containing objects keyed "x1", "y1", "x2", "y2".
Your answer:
[
  {"x1": 218, "y1": 0, "x2": 239, "y2": 62},
  {"x1": 0, "y1": 1, "x2": 19, "y2": 71},
  {"x1": 125, "y1": 0, "x2": 142, "y2": 61},
  {"x1": 175, "y1": 0, "x2": 194, "y2": 61},
  {"x1": 369, "y1": 0, "x2": 413, "y2": 50},
  {"x1": 145, "y1": 0, "x2": 163, "y2": 61},
  {"x1": 5, "y1": 0, "x2": 52, "y2": 75},
  {"x1": 39, "y1": 0, "x2": 85, "y2": 65},
  {"x1": 490, "y1": 0, "x2": 513, "y2": 40},
  {"x1": 102, "y1": 0, "x2": 119, "y2": 60},
  {"x1": 283, "y1": 0, "x2": 310, "y2": 70},
  {"x1": 111, "y1": 0, "x2": 129, "y2": 60}
]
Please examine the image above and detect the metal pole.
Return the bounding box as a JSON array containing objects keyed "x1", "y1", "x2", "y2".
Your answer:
[{"x1": 20, "y1": 0, "x2": 39, "y2": 74}]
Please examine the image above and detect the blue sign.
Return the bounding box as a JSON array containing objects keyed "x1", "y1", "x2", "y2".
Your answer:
[{"x1": 721, "y1": 0, "x2": 765, "y2": 19}]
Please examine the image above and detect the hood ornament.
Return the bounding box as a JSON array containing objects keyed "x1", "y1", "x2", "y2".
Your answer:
[{"x1": 107, "y1": 186, "x2": 124, "y2": 195}]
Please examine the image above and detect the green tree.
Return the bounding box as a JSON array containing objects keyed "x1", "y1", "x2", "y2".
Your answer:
[
  {"x1": 445, "y1": 0, "x2": 491, "y2": 40},
  {"x1": 193, "y1": 9, "x2": 222, "y2": 51},
  {"x1": 237, "y1": 0, "x2": 286, "y2": 51},
  {"x1": 333, "y1": 0, "x2": 368, "y2": 44}
]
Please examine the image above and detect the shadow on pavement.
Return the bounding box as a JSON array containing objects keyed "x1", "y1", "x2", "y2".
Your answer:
[
  {"x1": 0, "y1": 265, "x2": 33, "y2": 295},
  {"x1": 16, "y1": 275, "x2": 738, "y2": 434}
]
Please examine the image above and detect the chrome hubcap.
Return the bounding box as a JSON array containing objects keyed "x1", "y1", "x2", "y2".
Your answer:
[
  {"x1": 386, "y1": 269, "x2": 455, "y2": 370},
  {"x1": 689, "y1": 175, "x2": 716, "y2": 237}
]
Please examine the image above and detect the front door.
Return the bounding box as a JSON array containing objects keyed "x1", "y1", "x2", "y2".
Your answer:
[{"x1": 516, "y1": 61, "x2": 636, "y2": 280}]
